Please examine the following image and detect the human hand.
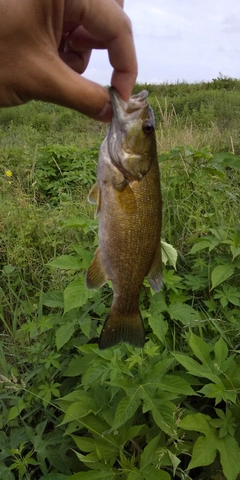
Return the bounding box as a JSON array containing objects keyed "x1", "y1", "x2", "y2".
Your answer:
[{"x1": 0, "y1": 0, "x2": 137, "y2": 121}]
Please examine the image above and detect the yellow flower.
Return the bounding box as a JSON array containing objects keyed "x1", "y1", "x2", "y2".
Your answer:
[{"x1": 5, "y1": 169, "x2": 12, "y2": 177}]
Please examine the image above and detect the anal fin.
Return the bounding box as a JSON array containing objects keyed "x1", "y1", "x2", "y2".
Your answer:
[{"x1": 86, "y1": 249, "x2": 107, "y2": 289}]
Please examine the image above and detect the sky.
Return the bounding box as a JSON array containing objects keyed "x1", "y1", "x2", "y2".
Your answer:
[{"x1": 85, "y1": 0, "x2": 240, "y2": 86}]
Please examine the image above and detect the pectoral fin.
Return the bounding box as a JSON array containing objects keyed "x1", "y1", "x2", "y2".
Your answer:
[
  {"x1": 147, "y1": 243, "x2": 162, "y2": 292},
  {"x1": 88, "y1": 183, "x2": 101, "y2": 216},
  {"x1": 115, "y1": 183, "x2": 137, "y2": 214},
  {"x1": 86, "y1": 249, "x2": 107, "y2": 289}
]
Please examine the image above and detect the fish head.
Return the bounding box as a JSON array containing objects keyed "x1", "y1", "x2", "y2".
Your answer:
[{"x1": 108, "y1": 88, "x2": 156, "y2": 181}]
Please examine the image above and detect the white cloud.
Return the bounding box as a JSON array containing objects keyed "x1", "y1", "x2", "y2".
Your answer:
[{"x1": 83, "y1": 0, "x2": 240, "y2": 86}]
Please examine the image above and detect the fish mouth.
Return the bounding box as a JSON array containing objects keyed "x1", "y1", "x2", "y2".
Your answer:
[{"x1": 109, "y1": 87, "x2": 149, "y2": 117}]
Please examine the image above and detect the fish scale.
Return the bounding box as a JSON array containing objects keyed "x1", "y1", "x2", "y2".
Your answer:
[{"x1": 86, "y1": 88, "x2": 162, "y2": 349}]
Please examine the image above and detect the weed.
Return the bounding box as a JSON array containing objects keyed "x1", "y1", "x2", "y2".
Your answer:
[{"x1": 1, "y1": 80, "x2": 240, "y2": 479}]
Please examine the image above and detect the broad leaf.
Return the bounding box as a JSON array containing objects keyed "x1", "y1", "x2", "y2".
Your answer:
[
  {"x1": 230, "y1": 245, "x2": 240, "y2": 260},
  {"x1": 211, "y1": 264, "x2": 234, "y2": 289},
  {"x1": 64, "y1": 277, "x2": 92, "y2": 313},
  {"x1": 112, "y1": 394, "x2": 140, "y2": 430},
  {"x1": 214, "y1": 337, "x2": 228, "y2": 368},
  {"x1": 142, "y1": 465, "x2": 170, "y2": 480},
  {"x1": 43, "y1": 290, "x2": 64, "y2": 308},
  {"x1": 55, "y1": 320, "x2": 76, "y2": 350},
  {"x1": 188, "y1": 332, "x2": 211, "y2": 365},
  {"x1": 173, "y1": 353, "x2": 219, "y2": 382},
  {"x1": 40, "y1": 475, "x2": 68, "y2": 480},
  {"x1": 158, "y1": 375, "x2": 195, "y2": 396},
  {"x1": 161, "y1": 241, "x2": 178, "y2": 269},
  {"x1": 140, "y1": 434, "x2": 161, "y2": 469},
  {"x1": 0, "y1": 462, "x2": 15, "y2": 480},
  {"x1": 127, "y1": 472, "x2": 144, "y2": 480},
  {"x1": 68, "y1": 471, "x2": 116, "y2": 480},
  {"x1": 148, "y1": 312, "x2": 168, "y2": 345},
  {"x1": 7, "y1": 400, "x2": 27, "y2": 421},
  {"x1": 188, "y1": 431, "x2": 218, "y2": 469},
  {"x1": 189, "y1": 239, "x2": 212, "y2": 254},
  {"x1": 179, "y1": 413, "x2": 212, "y2": 435},
  {"x1": 48, "y1": 255, "x2": 82, "y2": 270},
  {"x1": 218, "y1": 435, "x2": 240, "y2": 480},
  {"x1": 167, "y1": 303, "x2": 201, "y2": 326}
]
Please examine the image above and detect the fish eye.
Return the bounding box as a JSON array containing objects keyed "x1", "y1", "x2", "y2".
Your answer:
[{"x1": 143, "y1": 121, "x2": 154, "y2": 134}]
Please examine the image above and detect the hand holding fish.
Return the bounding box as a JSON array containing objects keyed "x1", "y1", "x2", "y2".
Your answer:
[{"x1": 0, "y1": 0, "x2": 137, "y2": 121}]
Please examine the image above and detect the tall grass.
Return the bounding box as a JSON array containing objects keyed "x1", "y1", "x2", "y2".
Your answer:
[{"x1": 1, "y1": 79, "x2": 240, "y2": 479}]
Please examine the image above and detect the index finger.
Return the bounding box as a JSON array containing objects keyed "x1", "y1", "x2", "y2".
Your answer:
[{"x1": 65, "y1": 0, "x2": 138, "y2": 100}]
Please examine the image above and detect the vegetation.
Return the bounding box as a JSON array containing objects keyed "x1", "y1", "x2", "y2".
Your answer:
[{"x1": 1, "y1": 75, "x2": 240, "y2": 480}]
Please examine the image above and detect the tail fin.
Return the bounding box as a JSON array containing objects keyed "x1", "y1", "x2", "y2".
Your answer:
[{"x1": 98, "y1": 308, "x2": 145, "y2": 350}]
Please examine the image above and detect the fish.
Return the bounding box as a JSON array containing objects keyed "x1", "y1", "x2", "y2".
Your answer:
[{"x1": 86, "y1": 87, "x2": 162, "y2": 349}]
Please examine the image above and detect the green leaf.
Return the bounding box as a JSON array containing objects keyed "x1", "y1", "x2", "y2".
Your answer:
[
  {"x1": 179, "y1": 413, "x2": 212, "y2": 435},
  {"x1": 142, "y1": 465, "x2": 170, "y2": 480},
  {"x1": 168, "y1": 451, "x2": 181, "y2": 476},
  {"x1": 68, "y1": 471, "x2": 116, "y2": 480},
  {"x1": 112, "y1": 394, "x2": 140, "y2": 430},
  {"x1": 60, "y1": 397, "x2": 98, "y2": 425},
  {"x1": 230, "y1": 245, "x2": 240, "y2": 260},
  {"x1": 141, "y1": 389, "x2": 176, "y2": 436},
  {"x1": 127, "y1": 472, "x2": 144, "y2": 480},
  {"x1": 2, "y1": 265, "x2": 16, "y2": 276},
  {"x1": 199, "y1": 382, "x2": 228, "y2": 405},
  {"x1": 211, "y1": 152, "x2": 240, "y2": 171},
  {"x1": 79, "y1": 314, "x2": 92, "y2": 338},
  {"x1": 140, "y1": 434, "x2": 161, "y2": 469},
  {"x1": 40, "y1": 475, "x2": 68, "y2": 480},
  {"x1": 167, "y1": 303, "x2": 201, "y2": 326},
  {"x1": 161, "y1": 241, "x2": 178, "y2": 269},
  {"x1": 144, "y1": 358, "x2": 174, "y2": 384},
  {"x1": 189, "y1": 240, "x2": 212, "y2": 254},
  {"x1": 64, "y1": 277, "x2": 91, "y2": 313},
  {"x1": 211, "y1": 264, "x2": 234, "y2": 289},
  {"x1": 82, "y1": 364, "x2": 109, "y2": 385},
  {"x1": 48, "y1": 255, "x2": 82, "y2": 270},
  {"x1": 63, "y1": 356, "x2": 87, "y2": 377},
  {"x1": 218, "y1": 435, "x2": 240, "y2": 480},
  {"x1": 55, "y1": 319, "x2": 76, "y2": 350},
  {"x1": 159, "y1": 375, "x2": 195, "y2": 396},
  {"x1": 7, "y1": 400, "x2": 26, "y2": 421},
  {"x1": 188, "y1": 431, "x2": 218, "y2": 469},
  {"x1": 43, "y1": 290, "x2": 64, "y2": 308},
  {"x1": 72, "y1": 246, "x2": 93, "y2": 269},
  {"x1": 0, "y1": 462, "x2": 15, "y2": 480},
  {"x1": 173, "y1": 353, "x2": 219, "y2": 382},
  {"x1": 188, "y1": 332, "x2": 211, "y2": 365},
  {"x1": 148, "y1": 312, "x2": 168, "y2": 344},
  {"x1": 71, "y1": 434, "x2": 95, "y2": 452},
  {"x1": 214, "y1": 337, "x2": 228, "y2": 368}
]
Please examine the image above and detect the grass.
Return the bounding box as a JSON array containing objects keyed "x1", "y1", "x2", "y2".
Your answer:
[{"x1": 0, "y1": 78, "x2": 240, "y2": 480}]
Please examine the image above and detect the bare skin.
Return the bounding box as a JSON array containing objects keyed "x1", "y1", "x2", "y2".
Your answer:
[{"x1": 0, "y1": 0, "x2": 137, "y2": 121}]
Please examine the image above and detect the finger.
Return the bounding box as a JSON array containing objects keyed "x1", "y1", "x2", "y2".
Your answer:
[{"x1": 65, "y1": 0, "x2": 138, "y2": 100}]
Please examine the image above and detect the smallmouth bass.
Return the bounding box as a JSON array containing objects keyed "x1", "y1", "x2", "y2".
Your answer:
[{"x1": 86, "y1": 88, "x2": 162, "y2": 349}]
